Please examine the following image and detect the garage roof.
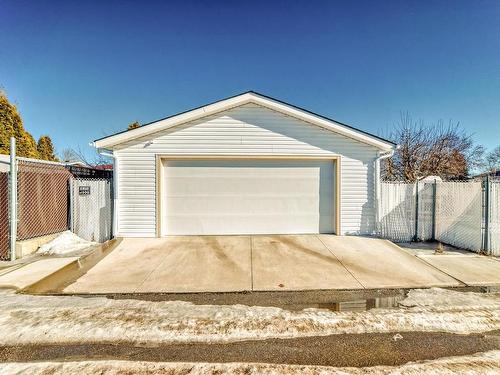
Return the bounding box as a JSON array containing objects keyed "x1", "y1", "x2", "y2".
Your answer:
[{"x1": 93, "y1": 91, "x2": 397, "y2": 150}]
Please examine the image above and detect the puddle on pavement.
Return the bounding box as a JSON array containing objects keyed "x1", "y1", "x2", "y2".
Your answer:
[
  {"x1": 105, "y1": 289, "x2": 415, "y2": 312},
  {"x1": 282, "y1": 287, "x2": 497, "y2": 312},
  {"x1": 103, "y1": 286, "x2": 497, "y2": 312},
  {"x1": 281, "y1": 294, "x2": 407, "y2": 312}
]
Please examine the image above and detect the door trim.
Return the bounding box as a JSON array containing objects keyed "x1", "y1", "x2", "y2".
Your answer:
[{"x1": 155, "y1": 154, "x2": 341, "y2": 237}]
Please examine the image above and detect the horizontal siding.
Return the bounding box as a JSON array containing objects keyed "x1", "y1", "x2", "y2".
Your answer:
[{"x1": 114, "y1": 103, "x2": 378, "y2": 236}]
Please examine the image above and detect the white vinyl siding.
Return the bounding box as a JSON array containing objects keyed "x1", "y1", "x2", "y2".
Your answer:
[{"x1": 113, "y1": 103, "x2": 378, "y2": 237}]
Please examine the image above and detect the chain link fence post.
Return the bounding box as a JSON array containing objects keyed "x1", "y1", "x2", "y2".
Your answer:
[
  {"x1": 413, "y1": 179, "x2": 419, "y2": 241},
  {"x1": 9, "y1": 137, "x2": 17, "y2": 261},
  {"x1": 483, "y1": 175, "x2": 490, "y2": 254},
  {"x1": 431, "y1": 179, "x2": 437, "y2": 241}
]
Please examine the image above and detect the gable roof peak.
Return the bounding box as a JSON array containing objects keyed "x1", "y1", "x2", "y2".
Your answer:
[{"x1": 93, "y1": 91, "x2": 396, "y2": 150}]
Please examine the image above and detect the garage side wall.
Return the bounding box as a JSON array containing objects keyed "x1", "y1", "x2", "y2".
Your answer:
[{"x1": 113, "y1": 103, "x2": 378, "y2": 237}]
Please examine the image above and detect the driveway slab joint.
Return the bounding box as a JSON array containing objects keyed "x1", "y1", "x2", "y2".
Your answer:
[
  {"x1": 133, "y1": 247, "x2": 173, "y2": 293},
  {"x1": 315, "y1": 235, "x2": 366, "y2": 289},
  {"x1": 250, "y1": 236, "x2": 254, "y2": 291}
]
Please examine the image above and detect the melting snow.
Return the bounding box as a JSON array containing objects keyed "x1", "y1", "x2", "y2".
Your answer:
[
  {"x1": 401, "y1": 287, "x2": 500, "y2": 308},
  {"x1": 37, "y1": 231, "x2": 95, "y2": 255},
  {"x1": 1, "y1": 351, "x2": 499, "y2": 374},
  {"x1": 0, "y1": 288, "x2": 498, "y2": 346}
]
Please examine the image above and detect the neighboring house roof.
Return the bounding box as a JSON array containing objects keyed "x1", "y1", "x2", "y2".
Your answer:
[
  {"x1": 93, "y1": 91, "x2": 397, "y2": 151},
  {"x1": 419, "y1": 175, "x2": 443, "y2": 182},
  {"x1": 473, "y1": 169, "x2": 500, "y2": 178},
  {"x1": 93, "y1": 163, "x2": 113, "y2": 170},
  {"x1": 0, "y1": 154, "x2": 9, "y2": 172},
  {"x1": 64, "y1": 161, "x2": 90, "y2": 168}
]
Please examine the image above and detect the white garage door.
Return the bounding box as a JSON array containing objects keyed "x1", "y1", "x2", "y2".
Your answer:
[{"x1": 161, "y1": 159, "x2": 335, "y2": 235}]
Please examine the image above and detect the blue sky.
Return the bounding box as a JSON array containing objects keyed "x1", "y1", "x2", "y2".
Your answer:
[{"x1": 1, "y1": 0, "x2": 499, "y2": 158}]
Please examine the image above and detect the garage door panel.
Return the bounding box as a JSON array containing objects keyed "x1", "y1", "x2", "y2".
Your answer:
[
  {"x1": 162, "y1": 159, "x2": 334, "y2": 235},
  {"x1": 166, "y1": 196, "x2": 320, "y2": 214},
  {"x1": 165, "y1": 214, "x2": 325, "y2": 235},
  {"x1": 166, "y1": 175, "x2": 322, "y2": 196}
]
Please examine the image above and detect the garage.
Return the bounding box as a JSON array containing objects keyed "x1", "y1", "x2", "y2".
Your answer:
[
  {"x1": 159, "y1": 158, "x2": 336, "y2": 235},
  {"x1": 93, "y1": 91, "x2": 396, "y2": 237}
]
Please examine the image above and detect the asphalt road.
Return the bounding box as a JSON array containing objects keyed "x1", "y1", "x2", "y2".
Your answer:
[{"x1": 1, "y1": 331, "x2": 499, "y2": 367}]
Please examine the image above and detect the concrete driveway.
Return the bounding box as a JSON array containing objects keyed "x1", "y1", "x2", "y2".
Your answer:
[{"x1": 63, "y1": 235, "x2": 465, "y2": 294}]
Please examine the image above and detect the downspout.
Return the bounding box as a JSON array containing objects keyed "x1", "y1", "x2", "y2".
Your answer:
[
  {"x1": 374, "y1": 147, "x2": 398, "y2": 233},
  {"x1": 93, "y1": 144, "x2": 118, "y2": 238}
]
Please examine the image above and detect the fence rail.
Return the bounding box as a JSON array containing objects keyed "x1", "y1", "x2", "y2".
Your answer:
[{"x1": 378, "y1": 178, "x2": 500, "y2": 256}]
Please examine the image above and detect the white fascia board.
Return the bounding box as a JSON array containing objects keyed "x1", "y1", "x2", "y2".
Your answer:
[
  {"x1": 93, "y1": 94, "x2": 254, "y2": 149},
  {"x1": 93, "y1": 92, "x2": 395, "y2": 151},
  {"x1": 248, "y1": 95, "x2": 394, "y2": 151}
]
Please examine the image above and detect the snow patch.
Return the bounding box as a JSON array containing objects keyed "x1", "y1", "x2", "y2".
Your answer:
[
  {"x1": 1, "y1": 351, "x2": 499, "y2": 374},
  {"x1": 0, "y1": 288, "x2": 498, "y2": 346},
  {"x1": 400, "y1": 287, "x2": 500, "y2": 308},
  {"x1": 37, "y1": 231, "x2": 95, "y2": 255}
]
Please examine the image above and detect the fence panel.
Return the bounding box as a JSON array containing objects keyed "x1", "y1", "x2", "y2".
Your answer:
[
  {"x1": 378, "y1": 182, "x2": 416, "y2": 242},
  {"x1": 70, "y1": 178, "x2": 112, "y2": 243},
  {"x1": 435, "y1": 181, "x2": 483, "y2": 252},
  {"x1": 490, "y1": 179, "x2": 500, "y2": 256},
  {"x1": 17, "y1": 160, "x2": 71, "y2": 241},
  {"x1": 417, "y1": 182, "x2": 434, "y2": 241},
  {"x1": 0, "y1": 172, "x2": 9, "y2": 260}
]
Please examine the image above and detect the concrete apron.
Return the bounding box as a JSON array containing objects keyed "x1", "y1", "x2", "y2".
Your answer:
[
  {"x1": 53, "y1": 235, "x2": 477, "y2": 295},
  {"x1": 16, "y1": 239, "x2": 121, "y2": 294}
]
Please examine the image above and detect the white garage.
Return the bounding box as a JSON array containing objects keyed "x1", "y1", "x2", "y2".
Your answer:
[{"x1": 93, "y1": 91, "x2": 396, "y2": 237}]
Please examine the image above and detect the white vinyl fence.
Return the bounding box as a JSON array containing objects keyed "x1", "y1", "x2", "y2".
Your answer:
[{"x1": 378, "y1": 178, "x2": 499, "y2": 256}]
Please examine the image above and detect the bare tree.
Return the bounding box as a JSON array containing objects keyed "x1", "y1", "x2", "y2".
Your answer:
[
  {"x1": 59, "y1": 146, "x2": 110, "y2": 167},
  {"x1": 382, "y1": 112, "x2": 484, "y2": 182},
  {"x1": 485, "y1": 145, "x2": 500, "y2": 172},
  {"x1": 59, "y1": 148, "x2": 80, "y2": 163}
]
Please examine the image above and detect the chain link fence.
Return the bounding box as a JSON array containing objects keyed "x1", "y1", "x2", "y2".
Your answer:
[
  {"x1": 17, "y1": 159, "x2": 72, "y2": 241},
  {"x1": 416, "y1": 182, "x2": 434, "y2": 241},
  {"x1": 489, "y1": 178, "x2": 500, "y2": 255},
  {"x1": 378, "y1": 178, "x2": 499, "y2": 256},
  {"x1": 378, "y1": 182, "x2": 416, "y2": 242},
  {"x1": 434, "y1": 181, "x2": 483, "y2": 251},
  {"x1": 0, "y1": 152, "x2": 113, "y2": 261}
]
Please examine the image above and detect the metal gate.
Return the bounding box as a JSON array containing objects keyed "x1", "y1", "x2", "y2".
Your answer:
[{"x1": 70, "y1": 178, "x2": 112, "y2": 242}]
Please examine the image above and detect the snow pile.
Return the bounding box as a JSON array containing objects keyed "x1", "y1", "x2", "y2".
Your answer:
[
  {"x1": 1, "y1": 351, "x2": 499, "y2": 374},
  {"x1": 401, "y1": 287, "x2": 500, "y2": 308},
  {"x1": 0, "y1": 288, "x2": 499, "y2": 345},
  {"x1": 37, "y1": 231, "x2": 95, "y2": 255}
]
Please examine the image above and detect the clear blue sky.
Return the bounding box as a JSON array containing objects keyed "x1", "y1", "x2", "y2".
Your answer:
[{"x1": 1, "y1": 0, "x2": 499, "y2": 158}]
